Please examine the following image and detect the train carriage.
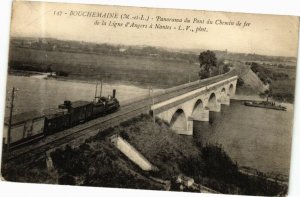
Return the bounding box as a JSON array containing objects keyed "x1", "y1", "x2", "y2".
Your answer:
[
  {"x1": 3, "y1": 89, "x2": 120, "y2": 150},
  {"x1": 59, "y1": 100, "x2": 93, "y2": 127},
  {"x1": 43, "y1": 108, "x2": 70, "y2": 135},
  {"x1": 3, "y1": 110, "x2": 45, "y2": 148}
]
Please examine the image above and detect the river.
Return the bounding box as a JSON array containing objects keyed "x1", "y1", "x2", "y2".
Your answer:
[
  {"x1": 4, "y1": 75, "x2": 163, "y2": 116},
  {"x1": 193, "y1": 100, "x2": 293, "y2": 178}
]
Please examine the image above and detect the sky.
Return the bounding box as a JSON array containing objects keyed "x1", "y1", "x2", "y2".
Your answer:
[{"x1": 10, "y1": 1, "x2": 300, "y2": 57}]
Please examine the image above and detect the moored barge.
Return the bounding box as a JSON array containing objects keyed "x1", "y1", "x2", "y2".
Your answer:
[{"x1": 244, "y1": 101, "x2": 287, "y2": 111}]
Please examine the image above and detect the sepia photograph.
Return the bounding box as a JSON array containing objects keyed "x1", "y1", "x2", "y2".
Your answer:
[{"x1": 0, "y1": 1, "x2": 299, "y2": 196}]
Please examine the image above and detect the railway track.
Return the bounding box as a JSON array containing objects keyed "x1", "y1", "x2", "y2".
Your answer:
[
  {"x1": 123, "y1": 70, "x2": 237, "y2": 107},
  {"x1": 5, "y1": 102, "x2": 149, "y2": 163}
]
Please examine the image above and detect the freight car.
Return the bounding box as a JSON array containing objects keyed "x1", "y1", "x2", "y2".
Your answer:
[
  {"x1": 3, "y1": 111, "x2": 45, "y2": 149},
  {"x1": 59, "y1": 100, "x2": 94, "y2": 126},
  {"x1": 2, "y1": 90, "x2": 120, "y2": 150},
  {"x1": 43, "y1": 108, "x2": 70, "y2": 135}
]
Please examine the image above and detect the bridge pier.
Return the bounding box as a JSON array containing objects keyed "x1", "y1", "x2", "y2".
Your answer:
[
  {"x1": 191, "y1": 109, "x2": 209, "y2": 122},
  {"x1": 207, "y1": 103, "x2": 221, "y2": 112},
  {"x1": 173, "y1": 117, "x2": 193, "y2": 135},
  {"x1": 219, "y1": 95, "x2": 230, "y2": 106}
]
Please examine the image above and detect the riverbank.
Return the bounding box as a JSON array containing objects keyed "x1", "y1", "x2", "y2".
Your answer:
[{"x1": 9, "y1": 70, "x2": 166, "y2": 90}]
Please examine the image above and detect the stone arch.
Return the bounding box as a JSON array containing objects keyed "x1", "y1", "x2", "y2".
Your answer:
[
  {"x1": 206, "y1": 92, "x2": 220, "y2": 112},
  {"x1": 170, "y1": 108, "x2": 187, "y2": 132},
  {"x1": 221, "y1": 87, "x2": 226, "y2": 94},
  {"x1": 208, "y1": 93, "x2": 217, "y2": 108},
  {"x1": 192, "y1": 99, "x2": 204, "y2": 114},
  {"x1": 220, "y1": 88, "x2": 226, "y2": 98},
  {"x1": 229, "y1": 84, "x2": 234, "y2": 96},
  {"x1": 192, "y1": 99, "x2": 209, "y2": 121}
]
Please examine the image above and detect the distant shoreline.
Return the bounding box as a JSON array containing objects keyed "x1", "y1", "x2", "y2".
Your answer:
[
  {"x1": 8, "y1": 71, "x2": 166, "y2": 90},
  {"x1": 8, "y1": 71, "x2": 294, "y2": 109}
]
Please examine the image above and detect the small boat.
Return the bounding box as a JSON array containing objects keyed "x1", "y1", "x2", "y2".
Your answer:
[{"x1": 244, "y1": 101, "x2": 287, "y2": 111}]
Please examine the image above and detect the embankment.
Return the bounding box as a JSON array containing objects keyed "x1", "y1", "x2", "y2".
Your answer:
[
  {"x1": 238, "y1": 68, "x2": 268, "y2": 94},
  {"x1": 1, "y1": 114, "x2": 287, "y2": 195}
]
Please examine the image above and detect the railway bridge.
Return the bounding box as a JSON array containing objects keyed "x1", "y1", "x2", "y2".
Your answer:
[
  {"x1": 151, "y1": 75, "x2": 238, "y2": 135},
  {"x1": 5, "y1": 70, "x2": 238, "y2": 162}
]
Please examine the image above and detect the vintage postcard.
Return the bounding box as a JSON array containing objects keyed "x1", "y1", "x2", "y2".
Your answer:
[{"x1": 1, "y1": 1, "x2": 299, "y2": 196}]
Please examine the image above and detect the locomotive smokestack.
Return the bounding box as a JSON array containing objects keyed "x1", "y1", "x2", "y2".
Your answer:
[{"x1": 112, "y1": 89, "x2": 116, "y2": 98}]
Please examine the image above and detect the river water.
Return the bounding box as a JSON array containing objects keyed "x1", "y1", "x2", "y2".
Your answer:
[
  {"x1": 4, "y1": 75, "x2": 294, "y2": 178},
  {"x1": 5, "y1": 75, "x2": 162, "y2": 116},
  {"x1": 193, "y1": 100, "x2": 293, "y2": 178}
]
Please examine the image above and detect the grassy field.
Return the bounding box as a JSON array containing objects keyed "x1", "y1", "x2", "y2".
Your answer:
[
  {"x1": 9, "y1": 47, "x2": 297, "y2": 101},
  {"x1": 271, "y1": 79, "x2": 296, "y2": 103},
  {"x1": 9, "y1": 47, "x2": 200, "y2": 88},
  {"x1": 249, "y1": 62, "x2": 296, "y2": 103},
  {"x1": 263, "y1": 66, "x2": 296, "y2": 102}
]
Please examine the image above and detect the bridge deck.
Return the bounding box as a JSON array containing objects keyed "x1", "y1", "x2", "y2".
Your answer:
[
  {"x1": 124, "y1": 69, "x2": 237, "y2": 107},
  {"x1": 152, "y1": 75, "x2": 237, "y2": 114}
]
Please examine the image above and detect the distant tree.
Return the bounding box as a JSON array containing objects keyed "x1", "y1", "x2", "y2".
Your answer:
[
  {"x1": 260, "y1": 88, "x2": 273, "y2": 102},
  {"x1": 198, "y1": 50, "x2": 217, "y2": 79},
  {"x1": 263, "y1": 88, "x2": 273, "y2": 102}
]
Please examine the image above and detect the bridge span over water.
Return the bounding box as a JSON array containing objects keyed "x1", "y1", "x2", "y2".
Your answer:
[{"x1": 151, "y1": 73, "x2": 238, "y2": 135}]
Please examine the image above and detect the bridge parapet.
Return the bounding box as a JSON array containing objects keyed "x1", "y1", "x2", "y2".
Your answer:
[{"x1": 163, "y1": 69, "x2": 237, "y2": 94}]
